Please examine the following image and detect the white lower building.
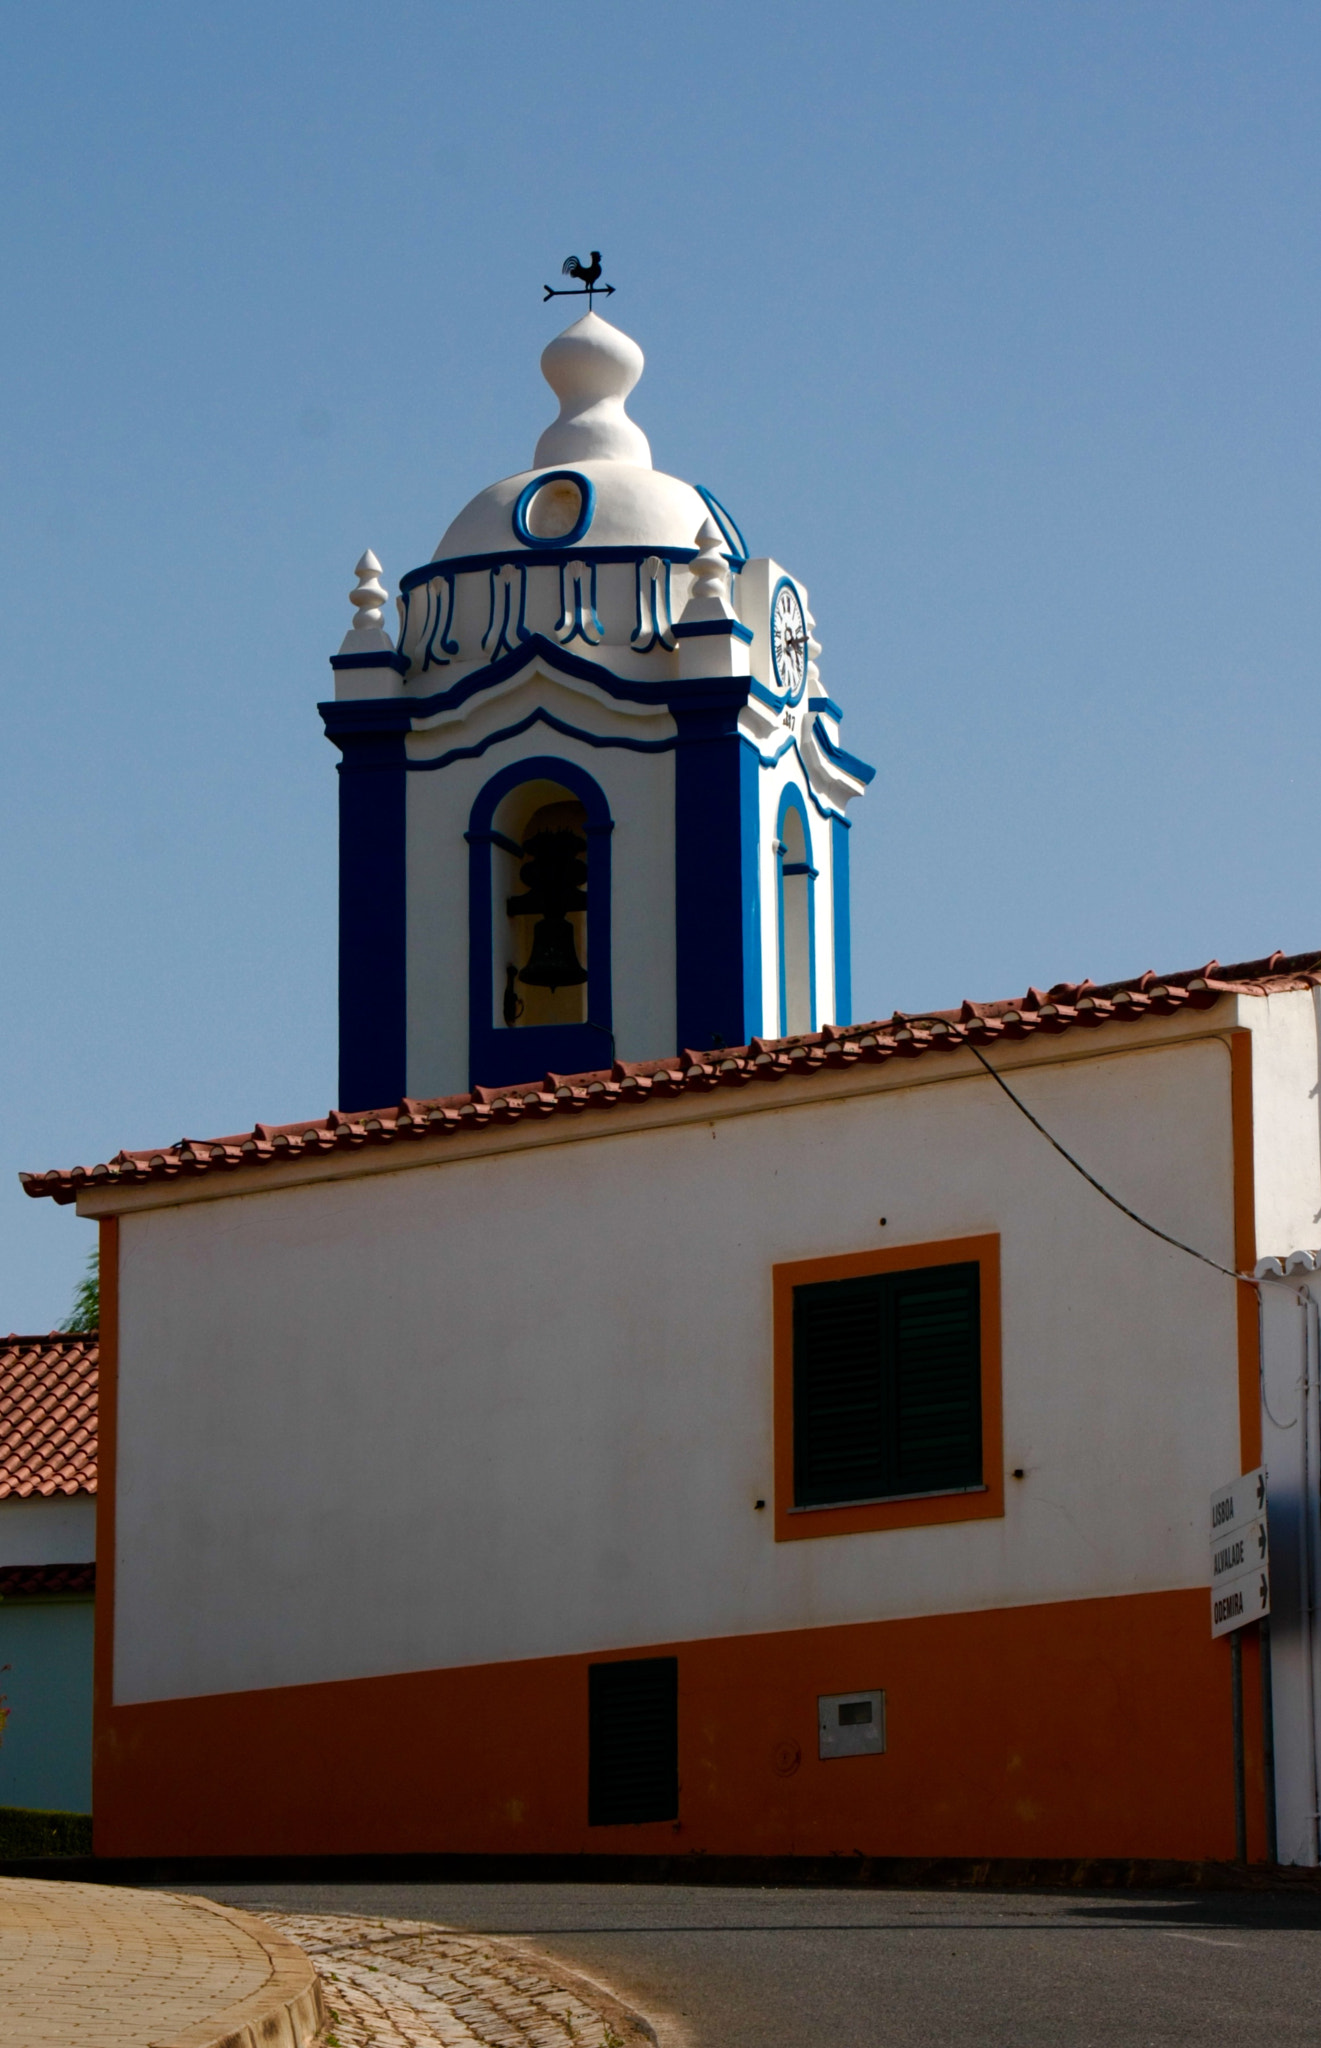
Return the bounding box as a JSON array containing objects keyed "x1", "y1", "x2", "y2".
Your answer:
[{"x1": 24, "y1": 956, "x2": 1321, "y2": 1864}]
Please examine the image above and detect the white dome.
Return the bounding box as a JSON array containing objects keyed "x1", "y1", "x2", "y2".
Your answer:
[
  {"x1": 434, "y1": 460, "x2": 711, "y2": 561},
  {"x1": 432, "y1": 310, "x2": 711, "y2": 562}
]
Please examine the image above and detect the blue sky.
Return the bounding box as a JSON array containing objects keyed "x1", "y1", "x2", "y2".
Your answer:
[{"x1": 2, "y1": 2, "x2": 1318, "y2": 1327}]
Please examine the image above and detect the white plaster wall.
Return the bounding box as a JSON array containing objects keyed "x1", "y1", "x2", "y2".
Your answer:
[
  {"x1": 113, "y1": 1035, "x2": 1242, "y2": 1705},
  {"x1": 0, "y1": 1493, "x2": 95, "y2": 1565},
  {"x1": 405, "y1": 679, "x2": 677, "y2": 1096},
  {"x1": 1246, "y1": 989, "x2": 1321, "y2": 1257}
]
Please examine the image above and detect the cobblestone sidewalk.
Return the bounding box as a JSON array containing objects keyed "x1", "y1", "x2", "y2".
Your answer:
[{"x1": 259, "y1": 1912, "x2": 656, "y2": 2048}]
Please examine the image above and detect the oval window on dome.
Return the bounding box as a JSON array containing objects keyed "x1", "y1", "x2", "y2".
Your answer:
[{"x1": 513, "y1": 470, "x2": 595, "y2": 549}]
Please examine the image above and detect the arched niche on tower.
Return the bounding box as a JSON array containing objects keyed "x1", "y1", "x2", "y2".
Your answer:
[
  {"x1": 776, "y1": 785, "x2": 817, "y2": 1038},
  {"x1": 466, "y1": 755, "x2": 614, "y2": 1091}
]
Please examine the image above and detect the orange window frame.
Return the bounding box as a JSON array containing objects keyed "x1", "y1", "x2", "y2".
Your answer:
[{"x1": 773, "y1": 1233, "x2": 1004, "y2": 1542}]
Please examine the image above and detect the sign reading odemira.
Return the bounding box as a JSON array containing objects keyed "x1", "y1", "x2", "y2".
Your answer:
[{"x1": 1210, "y1": 1467, "x2": 1270, "y2": 1638}]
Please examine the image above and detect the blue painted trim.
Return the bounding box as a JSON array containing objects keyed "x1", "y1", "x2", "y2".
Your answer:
[
  {"x1": 739, "y1": 735, "x2": 762, "y2": 1043},
  {"x1": 555, "y1": 557, "x2": 603, "y2": 645},
  {"x1": 467, "y1": 827, "x2": 524, "y2": 858},
  {"x1": 742, "y1": 729, "x2": 843, "y2": 822},
  {"x1": 467, "y1": 755, "x2": 614, "y2": 1091},
  {"x1": 775, "y1": 782, "x2": 817, "y2": 1037},
  {"x1": 747, "y1": 675, "x2": 786, "y2": 713},
  {"x1": 631, "y1": 555, "x2": 676, "y2": 652},
  {"x1": 483, "y1": 563, "x2": 532, "y2": 660},
  {"x1": 812, "y1": 693, "x2": 844, "y2": 720},
  {"x1": 811, "y1": 714, "x2": 876, "y2": 785},
  {"x1": 402, "y1": 633, "x2": 747, "y2": 721},
  {"x1": 396, "y1": 567, "x2": 459, "y2": 672},
  {"x1": 329, "y1": 650, "x2": 410, "y2": 674},
  {"x1": 831, "y1": 812, "x2": 852, "y2": 1026},
  {"x1": 770, "y1": 576, "x2": 809, "y2": 706},
  {"x1": 694, "y1": 485, "x2": 749, "y2": 570},
  {"x1": 322, "y1": 710, "x2": 408, "y2": 1113},
  {"x1": 408, "y1": 704, "x2": 676, "y2": 775},
  {"x1": 426, "y1": 570, "x2": 460, "y2": 665},
  {"x1": 735, "y1": 724, "x2": 863, "y2": 824},
  {"x1": 319, "y1": 696, "x2": 414, "y2": 739},
  {"x1": 401, "y1": 545, "x2": 699, "y2": 590},
  {"x1": 673, "y1": 618, "x2": 755, "y2": 643},
  {"x1": 512, "y1": 470, "x2": 596, "y2": 550},
  {"x1": 673, "y1": 705, "x2": 758, "y2": 1052}
]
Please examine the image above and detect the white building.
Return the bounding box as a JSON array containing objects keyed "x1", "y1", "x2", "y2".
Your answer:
[
  {"x1": 0, "y1": 1334, "x2": 97, "y2": 1814},
  {"x1": 22, "y1": 309, "x2": 1321, "y2": 1868}
]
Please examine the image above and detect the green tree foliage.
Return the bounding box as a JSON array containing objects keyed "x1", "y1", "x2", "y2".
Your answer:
[{"x1": 66, "y1": 1247, "x2": 98, "y2": 1333}]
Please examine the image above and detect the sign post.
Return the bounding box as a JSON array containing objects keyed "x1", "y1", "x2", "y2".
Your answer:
[{"x1": 1210, "y1": 1468, "x2": 1269, "y2": 1864}]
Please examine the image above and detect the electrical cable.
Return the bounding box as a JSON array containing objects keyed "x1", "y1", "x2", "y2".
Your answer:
[{"x1": 930, "y1": 1024, "x2": 1257, "y2": 1287}]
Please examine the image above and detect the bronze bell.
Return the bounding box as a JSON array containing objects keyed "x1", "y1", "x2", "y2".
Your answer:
[
  {"x1": 518, "y1": 915, "x2": 588, "y2": 991},
  {"x1": 507, "y1": 827, "x2": 589, "y2": 992}
]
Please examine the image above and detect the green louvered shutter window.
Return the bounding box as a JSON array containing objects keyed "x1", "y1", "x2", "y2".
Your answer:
[
  {"x1": 588, "y1": 1657, "x2": 679, "y2": 1826},
  {"x1": 793, "y1": 1262, "x2": 982, "y2": 1508}
]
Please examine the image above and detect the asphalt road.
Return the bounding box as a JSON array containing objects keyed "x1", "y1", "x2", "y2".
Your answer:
[{"x1": 184, "y1": 1879, "x2": 1321, "y2": 2048}]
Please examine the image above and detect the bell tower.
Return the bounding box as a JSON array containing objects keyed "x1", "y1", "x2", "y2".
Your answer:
[{"x1": 321, "y1": 310, "x2": 873, "y2": 1111}]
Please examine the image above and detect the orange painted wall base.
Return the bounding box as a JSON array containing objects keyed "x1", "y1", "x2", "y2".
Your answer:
[{"x1": 94, "y1": 1588, "x2": 1265, "y2": 1863}]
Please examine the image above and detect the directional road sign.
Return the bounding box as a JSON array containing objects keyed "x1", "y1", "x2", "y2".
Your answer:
[
  {"x1": 1212, "y1": 1515, "x2": 1269, "y2": 1585},
  {"x1": 1210, "y1": 1467, "x2": 1270, "y2": 1638},
  {"x1": 1210, "y1": 1468, "x2": 1267, "y2": 1541}
]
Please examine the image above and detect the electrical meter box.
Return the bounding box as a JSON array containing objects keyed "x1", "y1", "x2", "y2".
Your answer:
[{"x1": 818, "y1": 1689, "x2": 886, "y2": 1759}]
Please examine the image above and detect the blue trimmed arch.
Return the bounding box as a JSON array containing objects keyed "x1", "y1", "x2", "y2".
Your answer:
[
  {"x1": 775, "y1": 782, "x2": 817, "y2": 1037},
  {"x1": 466, "y1": 755, "x2": 614, "y2": 1090}
]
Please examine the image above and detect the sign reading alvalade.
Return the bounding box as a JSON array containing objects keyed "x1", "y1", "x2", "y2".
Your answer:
[{"x1": 1209, "y1": 1467, "x2": 1270, "y2": 1639}]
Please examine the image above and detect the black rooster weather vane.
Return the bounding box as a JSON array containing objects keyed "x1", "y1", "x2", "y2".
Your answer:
[{"x1": 544, "y1": 251, "x2": 615, "y2": 307}]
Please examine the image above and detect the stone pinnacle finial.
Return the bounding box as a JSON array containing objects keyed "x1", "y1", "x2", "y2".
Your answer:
[
  {"x1": 338, "y1": 549, "x2": 395, "y2": 654},
  {"x1": 679, "y1": 517, "x2": 737, "y2": 623}
]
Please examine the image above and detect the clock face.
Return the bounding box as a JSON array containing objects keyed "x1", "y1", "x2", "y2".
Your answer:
[{"x1": 771, "y1": 580, "x2": 808, "y2": 699}]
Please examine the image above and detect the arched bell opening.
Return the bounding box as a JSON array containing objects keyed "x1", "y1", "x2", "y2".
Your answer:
[
  {"x1": 466, "y1": 754, "x2": 614, "y2": 1091},
  {"x1": 777, "y1": 788, "x2": 817, "y2": 1039},
  {"x1": 491, "y1": 779, "x2": 590, "y2": 1029}
]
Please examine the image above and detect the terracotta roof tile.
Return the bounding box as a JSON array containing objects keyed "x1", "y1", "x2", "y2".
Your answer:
[
  {"x1": 0, "y1": 1335, "x2": 97, "y2": 1498},
  {"x1": 20, "y1": 949, "x2": 1321, "y2": 1208}
]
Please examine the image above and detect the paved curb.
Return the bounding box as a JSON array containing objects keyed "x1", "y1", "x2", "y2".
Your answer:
[
  {"x1": 160, "y1": 1894, "x2": 326, "y2": 2048},
  {"x1": 0, "y1": 1877, "x2": 325, "y2": 2048}
]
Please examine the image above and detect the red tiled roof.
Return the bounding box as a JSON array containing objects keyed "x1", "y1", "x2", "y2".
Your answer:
[
  {"x1": 20, "y1": 950, "x2": 1321, "y2": 1210},
  {"x1": 0, "y1": 1562, "x2": 95, "y2": 1598},
  {"x1": 0, "y1": 1335, "x2": 97, "y2": 1498}
]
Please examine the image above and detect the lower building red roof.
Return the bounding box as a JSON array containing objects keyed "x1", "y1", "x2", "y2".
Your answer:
[
  {"x1": 19, "y1": 950, "x2": 1321, "y2": 1208},
  {"x1": 0, "y1": 1335, "x2": 97, "y2": 1498}
]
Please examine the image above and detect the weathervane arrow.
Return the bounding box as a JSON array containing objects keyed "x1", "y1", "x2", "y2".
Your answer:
[{"x1": 544, "y1": 251, "x2": 616, "y2": 305}]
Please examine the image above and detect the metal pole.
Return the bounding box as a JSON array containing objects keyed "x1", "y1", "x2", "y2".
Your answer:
[
  {"x1": 1299, "y1": 1288, "x2": 1321, "y2": 1864},
  {"x1": 1261, "y1": 1616, "x2": 1278, "y2": 1863},
  {"x1": 1232, "y1": 1627, "x2": 1247, "y2": 1863}
]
